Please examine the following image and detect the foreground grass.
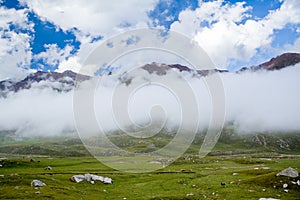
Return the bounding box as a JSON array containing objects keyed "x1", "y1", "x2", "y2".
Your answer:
[{"x1": 0, "y1": 154, "x2": 299, "y2": 199}]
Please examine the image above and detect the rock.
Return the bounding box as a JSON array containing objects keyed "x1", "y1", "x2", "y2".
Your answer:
[
  {"x1": 0, "y1": 164, "x2": 2, "y2": 167},
  {"x1": 0, "y1": 174, "x2": 4, "y2": 178},
  {"x1": 297, "y1": 180, "x2": 300, "y2": 186},
  {"x1": 276, "y1": 167, "x2": 299, "y2": 178},
  {"x1": 284, "y1": 189, "x2": 288, "y2": 193},
  {"x1": 10, "y1": 173, "x2": 18, "y2": 177},
  {"x1": 262, "y1": 167, "x2": 270, "y2": 170},
  {"x1": 91, "y1": 174, "x2": 104, "y2": 182},
  {"x1": 31, "y1": 180, "x2": 46, "y2": 187},
  {"x1": 232, "y1": 173, "x2": 238, "y2": 176},
  {"x1": 283, "y1": 183, "x2": 288, "y2": 188},
  {"x1": 70, "y1": 175, "x2": 85, "y2": 183},
  {"x1": 85, "y1": 174, "x2": 92, "y2": 182},
  {"x1": 103, "y1": 177, "x2": 113, "y2": 184},
  {"x1": 44, "y1": 166, "x2": 52, "y2": 170},
  {"x1": 259, "y1": 198, "x2": 279, "y2": 200},
  {"x1": 186, "y1": 193, "x2": 194, "y2": 197},
  {"x1": 70, "y1": 174, "x2": 113, "y2": 184},
  {"x1": 35, "y1": 191, "x2": 41, "y2": 194},
  {"x1": 221, "y1": 182, "x2": 226, "y2": 187}
]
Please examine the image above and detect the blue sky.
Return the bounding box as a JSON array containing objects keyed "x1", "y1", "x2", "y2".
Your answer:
[{"x1": 0, "y1": 0, "x2": 299, "y2": 79}]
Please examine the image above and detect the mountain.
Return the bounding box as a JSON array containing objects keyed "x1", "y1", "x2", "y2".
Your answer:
[
  {"x1": 258, "y1": 52, "x2": 300, "y2": 70},
  {"x1": 0, "y1": 70, "x2": 90, "y2": 97},
  {"x1": 141, "y1": 63, "x2": 228, "y2": 76},
  {"x1": 0, "y1": 52, "x2": 299, "y2": 96},
  {"x1": 239, "y1": 52, "x2": 300, "y2": 72},
  {"x1": 141, "y1": 52, "x2": 300, "y2": 75}
]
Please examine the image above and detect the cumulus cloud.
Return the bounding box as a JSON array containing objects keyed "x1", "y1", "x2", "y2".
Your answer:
[
  {"x1": 20, "y1": 0, "x2": 159, "y2": 36},
  {"x1": 0, "y1": 6, "x2": 33, "y2": 80},
  {"x1": 170, "y1": 0, "x2": 300, "y2": 68},
  {"x1": 32, "y1": 44, "x2": 74, "y2": 70}
]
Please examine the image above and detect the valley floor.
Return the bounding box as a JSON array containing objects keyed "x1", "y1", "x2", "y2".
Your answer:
[{"x1": 0, "y1": 153, "x2": 299, "y2": 199}]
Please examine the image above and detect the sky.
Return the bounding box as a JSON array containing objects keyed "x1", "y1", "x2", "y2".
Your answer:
[{"x1": 0, "y1": 0, "x2": 300, "y2": 81}]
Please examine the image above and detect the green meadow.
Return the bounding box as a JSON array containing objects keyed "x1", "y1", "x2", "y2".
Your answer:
[{"x1": 0, "y1": 132, "x2": 299, "y2": 199}]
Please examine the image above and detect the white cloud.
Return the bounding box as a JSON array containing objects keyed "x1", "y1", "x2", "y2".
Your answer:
[
  {"x1": 17, "y1": 0, "x2": 160, "y2": 73},
  {"x1": 1, "y1": 64, "x2": 300, "y2": 136},
  {"x1": 0, "y1": 6, "x2": 33, "y2": 80},
  {"x1": 56, "y1": 56, "x2": 82, "y2": 73},
  {"x1": 171, "y1": 0, "x2": 300, "y2": 69},
  {"x1": 284, "y1": 37, "x2": 300, "y2": 52},
  {"x1": 20, "y1": 0, "x2": 158, "y2": 37},
  {"x1": 32, "y1": 44, "x2": 74, "y2": 70},
  {"x1": 0, "y1": 88, "x2": 74, "y2": 136}
]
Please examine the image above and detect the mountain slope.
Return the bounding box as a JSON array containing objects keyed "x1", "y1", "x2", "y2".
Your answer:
[
  {"x1": 0, "y1": 52, "x2": 299, "y2": 96},
  {"x1": 0, "y1": 70, "x2": 90, "y2": 97}
]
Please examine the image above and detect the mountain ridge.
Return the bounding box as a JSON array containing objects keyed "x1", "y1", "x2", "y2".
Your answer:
[{"x1": 0, "y1": 52, "x2": 299, "y2": 96}]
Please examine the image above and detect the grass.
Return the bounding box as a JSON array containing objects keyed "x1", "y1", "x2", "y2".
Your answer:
[
  {"x1": 0, "y1": 132, "x2": 299, "y2": 199},
  {"x1": 0, "y1": 154, "x2": 299, "y2": 199}
]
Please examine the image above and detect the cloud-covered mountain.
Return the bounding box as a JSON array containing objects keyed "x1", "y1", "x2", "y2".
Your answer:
[
  {"x1": 0, "y1": 70, "x2": 89, "y2": 97},
  {"x1": 0, "y1": 52, "x2": 300, "y2": 137},
  {"x1": 1, "y1": 52, "x2": 299, "y2": 97}
]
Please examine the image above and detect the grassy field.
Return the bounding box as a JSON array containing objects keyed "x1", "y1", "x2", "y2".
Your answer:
[
  {"x1": 0, "y1": 153, "x2": 299, "y2": 199},
  {"x1": 0, "y1": 132, "x2": 299, "y2": 199}
]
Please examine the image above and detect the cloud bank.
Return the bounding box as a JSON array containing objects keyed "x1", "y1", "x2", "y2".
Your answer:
[{"x1": 0, "y1": 64, "x2": 300, "y2": 137}]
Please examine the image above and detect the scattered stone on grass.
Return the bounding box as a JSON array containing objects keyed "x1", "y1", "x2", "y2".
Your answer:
[
  {"x1": 283, "y1": 183, "x2": 288, "y2": 188},
  {"x1": 232, "y1": 172, "x2": 238, "y2": 176},
  {"x1": 186, "y1": 193, "x2": 194, "y2": 197},
  {"x1": 31, "y1": 180, "x2": 46, "y2": 187},
  {"x1": 70, "y1": 175, "x2": 85, "y2": 183},
  {"x1": 259, "y1": 198, "x2": 279, "y2": 200},
  {"x1": 70, "y1": 174, "x2": 113, "y2": 184},
  {"x1": 276, "y1": 167, "x2": 299, "y2": 178},
  {"x1": 44, "y1": 166, "x2": 52, "y2": 170}
]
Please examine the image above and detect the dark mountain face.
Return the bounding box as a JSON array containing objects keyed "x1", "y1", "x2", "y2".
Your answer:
[
  {"x1": 141, "y1": 62, "x2": 228, "y2": 76},
  {"x1": 243, "y1": 52, "x2": 300, "y2": 72},
  {"x1": 141, "y1": 53, "x2": 300, "y2": 75},
  {"x1": 0, "y1": 70, "x2": 90, "y2": 96},
  {"x1": 0, "y1": 52, "x2": 299, "y2": 96},
  {"x1": 259, "y1": 53, "x2": 300, "y2": 70}
]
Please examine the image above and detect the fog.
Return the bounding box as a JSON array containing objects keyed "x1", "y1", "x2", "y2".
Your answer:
[{"x1": 0, "y1": 64, "x2": 300, "y2": 137}]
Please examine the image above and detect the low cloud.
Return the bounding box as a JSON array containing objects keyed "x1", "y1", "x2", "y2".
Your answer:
[{"x1": 0, "y1": 64, "x2": 300, "y2": 137}]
